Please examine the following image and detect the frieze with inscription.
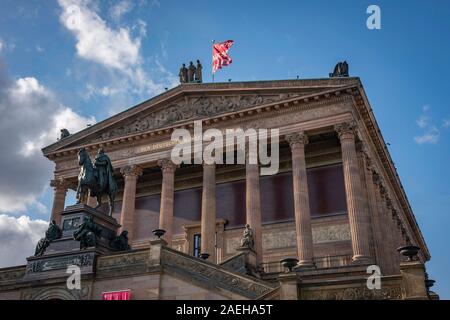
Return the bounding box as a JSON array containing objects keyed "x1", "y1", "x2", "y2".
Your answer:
[{"x1": 26, "y1": 252, "x2": 94, "y2": 274}]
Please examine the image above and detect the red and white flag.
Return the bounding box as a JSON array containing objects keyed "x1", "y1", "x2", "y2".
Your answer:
[{"x1": 212, "y1": 40, "x2": 234, "y2": 73}]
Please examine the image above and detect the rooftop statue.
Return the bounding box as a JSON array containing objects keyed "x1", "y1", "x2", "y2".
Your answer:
[
  {"x1": 179, "y1": 63, "x2": 188, "y2": 83},
  {"x1": 60, "y1": 128, "x2": 70, "y2": 140},
  {"x1": 195, "y1": 60, "x2": 203, "y2": 83},
  {"x1": 76, "y1": 148, "x2": 118, "y2": 216},
  {"x1": 187, "y1": 61, "x2": 196, "y2": 83},
  {"x1": 329, "y1": 61, "x2": 349, "y2": 77}
]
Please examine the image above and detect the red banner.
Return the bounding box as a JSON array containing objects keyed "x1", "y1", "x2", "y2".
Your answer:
[
  {"x1": 212, "y1": 40, "x2": 234, "y2": 73},
  {"x1": 102, "y1": 290, "x2": 131, "y2": 300}
]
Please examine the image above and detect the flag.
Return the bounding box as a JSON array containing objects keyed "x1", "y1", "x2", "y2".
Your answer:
[{"x1": 212, "y1": 40, "x2": 234, "y2": 73}]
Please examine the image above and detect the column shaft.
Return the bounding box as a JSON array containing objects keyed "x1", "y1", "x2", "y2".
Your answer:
[
  {"x1": 246, "y1": 161, "x2": 263, "y2": 265},
  {"x1": 335, "y1": 122, "x2": 371, "y2": 262},
  {"x1": 50, "y1": 179, "x2": 67, "y2": 226},
  {"x1": 201, "y1": 163, "x2": 216, "y2": 261},
  {"x1": 369, "y1": 171, "x2": 389, "y2": 273},
  {"x1": 120, "y1": 165, "x2": 143, "y2": 244},
  {"x1": 158, "y1": 159, "x2": 177, "y2": 244},
  {"x1": 286, "y1": 133, "x2": 314, "y2": 267}
]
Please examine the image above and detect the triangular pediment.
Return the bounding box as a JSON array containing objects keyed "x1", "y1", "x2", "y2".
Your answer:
[{"x1": 42, "y1": 78, "x2": 360, "y2": 155}]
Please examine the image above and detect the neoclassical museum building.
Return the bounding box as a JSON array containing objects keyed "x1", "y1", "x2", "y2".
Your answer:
[{"x1": 0, "y1": 72, "x2": 438, "y2": 300}]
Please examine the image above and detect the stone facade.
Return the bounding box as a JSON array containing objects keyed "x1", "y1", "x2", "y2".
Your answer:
[{"x1": 0, "y1": 78, "x2": 435, "y2": 300}]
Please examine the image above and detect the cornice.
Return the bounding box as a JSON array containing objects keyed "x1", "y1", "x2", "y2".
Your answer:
[
  {"x1": 351, "y1": 84, "x2": 430, "y2": 260},
  {"x1": 45, "y1": 84, "x2": 357, "y2": 160}
]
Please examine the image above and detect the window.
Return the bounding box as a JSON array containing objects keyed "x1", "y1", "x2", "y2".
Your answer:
[{"x1": 193, "y1": 234, "x2": 201, "y2": 258}]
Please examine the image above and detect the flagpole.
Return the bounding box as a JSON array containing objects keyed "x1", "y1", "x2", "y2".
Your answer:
[{"x1": 212, "y1": 39, "x2": 215, "y2": 83}]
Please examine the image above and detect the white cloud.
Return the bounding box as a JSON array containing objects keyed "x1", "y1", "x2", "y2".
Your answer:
[
  {"x1": 58, "y1": 0, "x2": 177, "y2": 102},
  {"x1": 443, "y1": 119, "x2": 450, "y2": 128},
  {"x1": 413, "y1": 105, "x2": 442, "y2": 145},
  {"x1": 0, "y1": 214, "x2": 48, "y2": 267},
  {"x1": 0, "y1": 39, "x2": 3, "y2": 52},
  {"x1": 59, "y1": 0, "x2": 141, "y2": 73},
  {"x1": 85, "y1": 83, "x2": 122, "y2": 98},
  {"x1": 0, "y1": 64, "x2": 95, "y2": 214},
  {"x1": 416, "y1": 115, "x2": 429, "y2": 129},
  {"x1": 109, "y1": 0, "x2": 134, "y2": 21},
  {"x1": 414, "y1": 131, "x2": 439, "y2": 144}
]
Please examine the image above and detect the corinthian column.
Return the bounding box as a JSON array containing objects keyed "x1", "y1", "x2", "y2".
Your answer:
[
  {"x1": 286, "y1": 132, "x2": 314, "y2": 268},
  {"x1": 50, "y1": 178, "x2": 67, "y2": 226},
  {"x1": 158, "y1": 159, "x2": 177, "y2": 244},
  {"x1": 200, "y1": 163, "x2": 216, "y2": 262},
  {"x1": 246, "y1": 152, "x2": 263, "y2": 265},
  {"x1": 119, "y1": 165, "x2": 143, "y2": 244},
  {"x1": 335, "y1": 121, "x2": 371, "y2": 263}
]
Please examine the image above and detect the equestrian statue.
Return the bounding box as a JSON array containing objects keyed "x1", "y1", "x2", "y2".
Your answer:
[{"x1": 76, "y1": 147, "x2": 118, "y2": 216}]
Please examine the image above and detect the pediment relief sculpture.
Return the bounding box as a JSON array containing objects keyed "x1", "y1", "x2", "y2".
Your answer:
[{"x1": 91, "y1": 94, "x2": 302, "y2": 143}]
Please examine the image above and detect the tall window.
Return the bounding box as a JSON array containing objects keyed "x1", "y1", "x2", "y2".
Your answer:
[{"x1": 193, "y1": 234, "x2": 201, "y2": 258}]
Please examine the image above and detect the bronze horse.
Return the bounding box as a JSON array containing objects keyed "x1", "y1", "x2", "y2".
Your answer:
[{"x1": 76, "y1": 148, "x2": 117, "y2": 216}]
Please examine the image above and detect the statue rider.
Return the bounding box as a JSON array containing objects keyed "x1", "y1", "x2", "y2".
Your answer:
[{"x1": 93, "y1": 148, "x2": 117, "y2": 198}]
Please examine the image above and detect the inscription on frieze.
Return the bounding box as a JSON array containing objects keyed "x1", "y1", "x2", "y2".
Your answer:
[{"x1": 26, "y1": 252, "x2": 94, "y2": 273}]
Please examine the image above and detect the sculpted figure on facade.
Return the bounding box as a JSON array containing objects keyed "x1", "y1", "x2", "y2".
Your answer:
[
  {"x1": 240, "y1": 224, "x2": 255, "y2": 250},
  {"x1": 34, "y1": 220, "x2": 62, "y2": 256},
  {"x1": 73, "y1": 216, "x2": 102, "y2": 249},
  {"x1": 109, "y1": 231, "x2": 131, "y2": 251}
]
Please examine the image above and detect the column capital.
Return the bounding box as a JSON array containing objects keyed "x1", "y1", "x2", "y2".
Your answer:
[
  {"x1": 120, "y1": 165, "x2": 143, "y2": 178},
  {"x1": 50, "y1": 178, "x2": 68, "y2": 192},
  {"x1": 334, "y1": 121, "x2": 357, "y2": 140},
  {"x1": 158, "y1": 159, "x2": 178, "y2": 173},
  {"x1": 285, "y1": 132, "x2": 308, "y2": 149}
]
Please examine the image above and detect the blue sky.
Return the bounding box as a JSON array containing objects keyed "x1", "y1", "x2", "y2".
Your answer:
[{"x1": 0, "y1": 0, "x2": 449, "y2": 298}]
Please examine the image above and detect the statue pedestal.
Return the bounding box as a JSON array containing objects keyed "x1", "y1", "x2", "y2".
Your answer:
[{"x1": 24, "y1": 204, "x2": 121, "y2": 281}]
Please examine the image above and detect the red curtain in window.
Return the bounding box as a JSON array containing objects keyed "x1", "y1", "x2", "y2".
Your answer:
[{"x1": 102, "y1": 290, "x2": 131, "y2": 300}]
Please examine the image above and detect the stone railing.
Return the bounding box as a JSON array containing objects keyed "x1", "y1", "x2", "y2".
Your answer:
[{"x1": 161, "y1": 247, "x2": 277, "y2": 299}]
